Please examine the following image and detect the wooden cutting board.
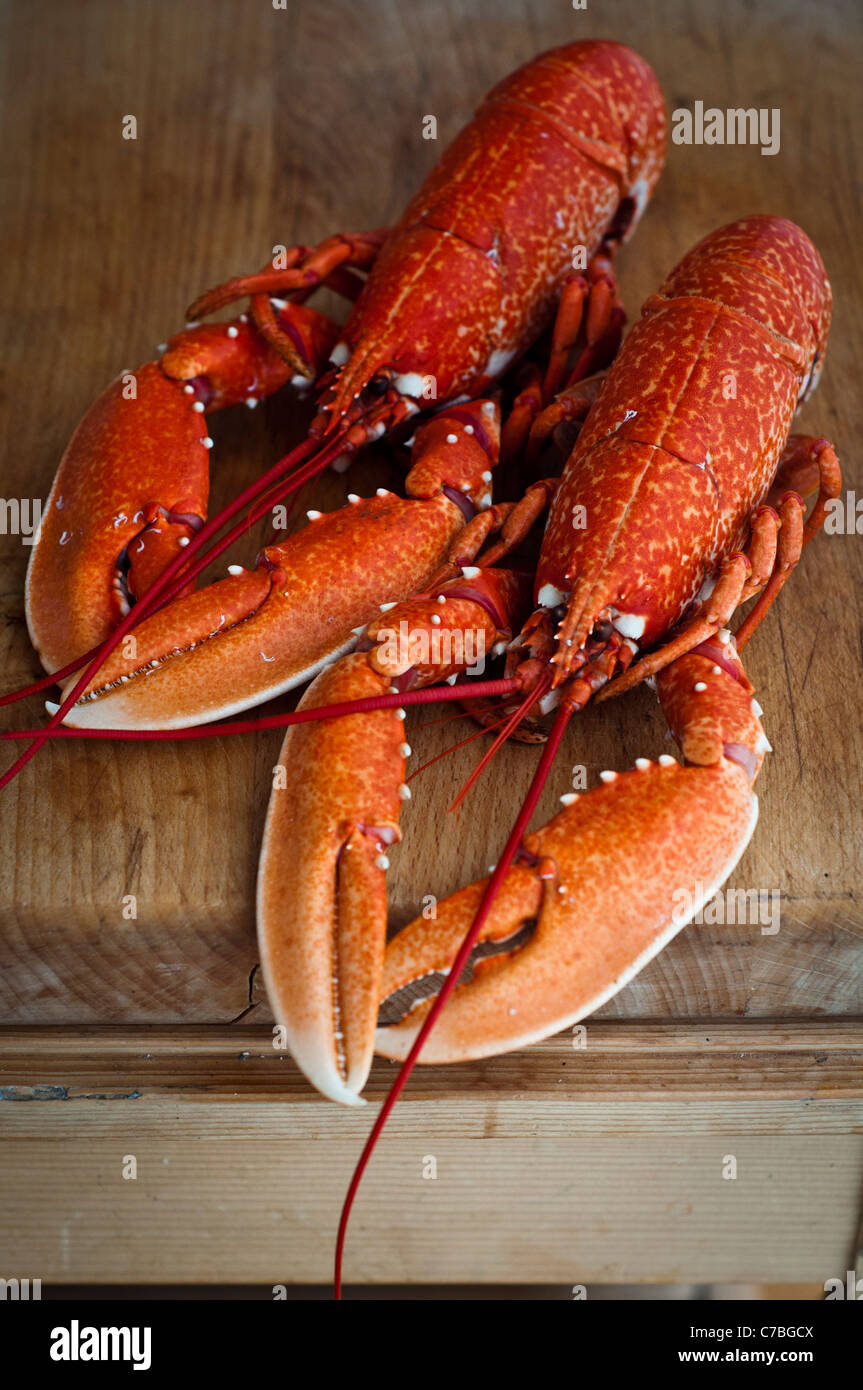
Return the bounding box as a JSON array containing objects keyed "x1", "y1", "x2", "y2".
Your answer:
[{"x1": 1, "y1": 0, "x2": 861, "y2": 1031}]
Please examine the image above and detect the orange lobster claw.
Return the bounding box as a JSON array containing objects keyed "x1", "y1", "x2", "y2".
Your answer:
[
  {"x1": 25, "y1": 304, "x2": 340, "y2": 677},
  {"x1": 57, "y1": 401, "x2": 502, "y2": 729},
  {"x1": 376, "y1": 636, "x2": 767, "y2": 1064},
  {"x1": 258, "y1": 653, "x2": 403, "y2": 1106},
  {"x1": 257, "y1": 567, "x2": 533, "y2": 1104}
]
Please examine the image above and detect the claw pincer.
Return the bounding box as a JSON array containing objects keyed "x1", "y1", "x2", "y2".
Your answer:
[
  {"x1": 26, "y1": 303, "x2": 338, "y2": 677},
  {"x1": 60, "y1": 400, "x2": 503, "y2": 729},
  {"x1": 258, "y1": 567, "x2": 532, "y2": 1102},
  {"x1": 376, "y1": 636, "x2": 766, "y2": 1063}
]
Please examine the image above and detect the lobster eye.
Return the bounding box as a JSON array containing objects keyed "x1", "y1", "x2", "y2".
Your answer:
[{"x1": 368, "y1": 372, "x2": 392, "y2": 397}]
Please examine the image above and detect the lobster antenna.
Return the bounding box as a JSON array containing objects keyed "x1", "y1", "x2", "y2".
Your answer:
[
  {"x1": 334, "y1": 677, "x2": 570, "y2": 1299},
  {"x1": 448, "y1": 680, "x2": 546, "y2": 811},
  {"x1": 405, "y1": 703, "x2": 518, "y2": 782},
  {"x1": 0, "y1": 679, "x2": 523, "y2": 743}
]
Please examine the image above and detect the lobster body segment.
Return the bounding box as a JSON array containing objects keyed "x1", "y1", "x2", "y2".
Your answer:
[
  {"x1": 322, "y1": 40, "x2": 667, "y2": 417},
  {"x1": 532, "y1": 216, "x2": 832, "y2": 681}
]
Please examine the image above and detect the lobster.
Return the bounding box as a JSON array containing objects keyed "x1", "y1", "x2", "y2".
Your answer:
[
  {"x1": 10, "y1": 38, "x2": 665, "y2": 760},
  {"x1": 253, "y1": 215, "x2": 840, "y2": 1115}
]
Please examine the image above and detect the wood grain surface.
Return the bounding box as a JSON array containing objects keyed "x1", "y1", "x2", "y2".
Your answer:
[
  {"x1": 1, "y1": 0, "x2": 861, "y2": 1033},
  {"x1": 1, "y1": 1024, "x2": 861, "y2": 1284}
]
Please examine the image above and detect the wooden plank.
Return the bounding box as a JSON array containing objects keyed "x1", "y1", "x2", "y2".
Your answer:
[
  {"x1": 2, "y1": 1026, "x2": 860, "y2": 1283},
  {"x1": 0, "y1": 1, "x2": 861, "y2": 1029},
  {"x1": 0, "y1": 1128, "x2": 858, "y2": 1284},
  {"x1": 1, "y1": 1022, "x2": 861, "y2": 1103}
]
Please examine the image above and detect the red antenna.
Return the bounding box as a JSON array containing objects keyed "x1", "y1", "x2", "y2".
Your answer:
[{"x1": 334, "y1": 682, "x2": 572, "y2": 1298}]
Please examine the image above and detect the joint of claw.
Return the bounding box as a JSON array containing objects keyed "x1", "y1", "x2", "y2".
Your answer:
[{"x1": 377, "y1": 917, "x2": 538, "y2": 1027}]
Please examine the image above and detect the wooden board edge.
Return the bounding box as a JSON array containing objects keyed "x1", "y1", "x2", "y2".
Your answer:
[{"x1": 0, "y1": 1020, "x2": 861, "y2": 1102}]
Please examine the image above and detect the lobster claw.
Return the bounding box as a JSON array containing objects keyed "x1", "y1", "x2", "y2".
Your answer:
[
  {"x1": 376, "y1": 636, "x2": 768, "y2": 1063},
  {"x1": 59, "y1": 399, "x2": 502, "y2": 730},
  {"x1": 257, "y1": 566, "x2": 533, "y2": 1103},
  {"x1": 25, "y1": 362, "x2": 211, "y2": 674},
  {"x1": 26, "y1": 304, "x2": 339, "y2": 677},
  {"x1": 258, "y1": 653, "x2": 404, "y2": 1105}
]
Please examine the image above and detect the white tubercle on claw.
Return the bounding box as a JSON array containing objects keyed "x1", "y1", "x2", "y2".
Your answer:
[{"x1": 329, "y1": 342, "x2": 350, "y2": 367}]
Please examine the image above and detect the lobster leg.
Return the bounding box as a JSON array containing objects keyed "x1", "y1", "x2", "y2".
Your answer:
[
  {"x1": 187, "y1": 230, "x2": 390, "y2": 376},
  {"x1": 501, "y1": 256, "x2": 622, "y2": 467},
  {"x1": 524, "y1": 373, "x2": 607, "y2": 462},
  {"x1": 257, "y1": 568, "x2": 533, "y2": 1104},
  {"x1": 375, "y1": 633, "x2": 768, "y2": 1064},
  {"x1": 542, "y1": 252, "x2": 625, "y2": 401},
  {"x1": 597, "y1": 493, "x2": 808, "y2": 700},
  {"x1": 765, "y1": 434, "x2": 842, "y2": 544}
]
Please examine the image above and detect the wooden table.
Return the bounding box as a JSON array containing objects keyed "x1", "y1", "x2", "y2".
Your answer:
[{"x1": 1, "y1": 0, "x2": 861, "y2": 1289}]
